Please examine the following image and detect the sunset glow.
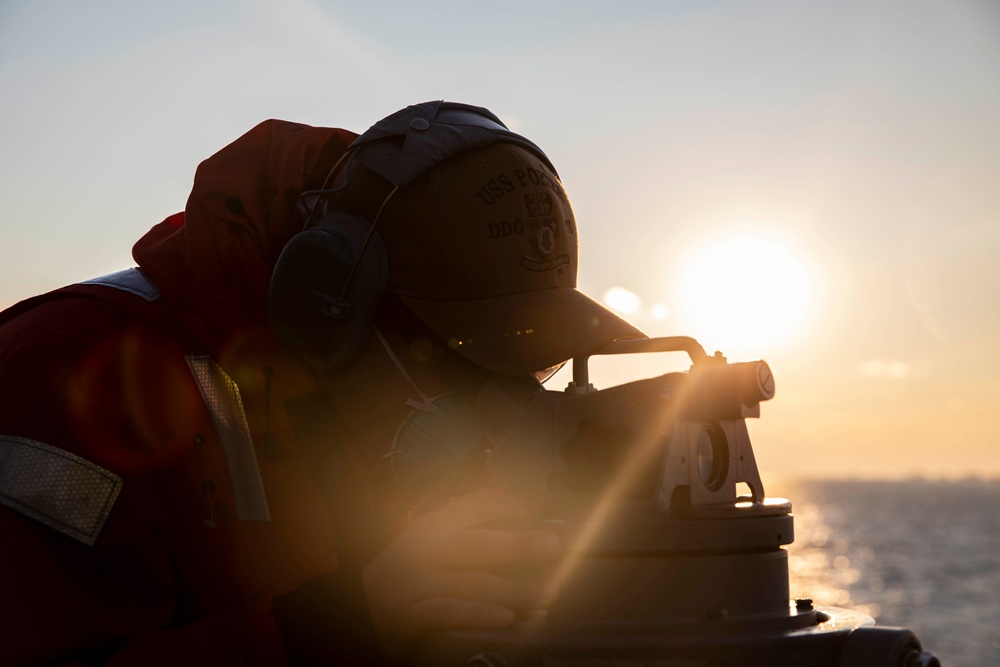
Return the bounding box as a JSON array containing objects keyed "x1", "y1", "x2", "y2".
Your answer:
[{"x1": 675, "y1": 234, "x2": 814, "y2": 355}]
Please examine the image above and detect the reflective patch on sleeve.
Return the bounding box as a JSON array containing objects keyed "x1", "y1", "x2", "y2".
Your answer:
[
  {"x1": 79, "y1": 267, "x2": 161, "y2": 301},
  {"x1": 186, "y1": 355, "x2": 271, "y2": 522},
  {"x1": 0, "y1": 435, "x2": 123, "y2": 546}
]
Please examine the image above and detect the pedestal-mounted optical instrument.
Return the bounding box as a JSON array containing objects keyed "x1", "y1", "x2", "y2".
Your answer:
[{"x1": 391, "y1": 337, "x2": 940, "y2": 667}]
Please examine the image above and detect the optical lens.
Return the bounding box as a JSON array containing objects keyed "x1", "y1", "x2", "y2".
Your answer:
[{"x1": 696, "y1": 423, "x2": 728, "y2": 491}]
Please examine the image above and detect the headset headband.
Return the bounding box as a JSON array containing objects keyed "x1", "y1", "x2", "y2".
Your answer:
[{"x1": 347, "y1": 100, "x2": 558, "y2": 188}]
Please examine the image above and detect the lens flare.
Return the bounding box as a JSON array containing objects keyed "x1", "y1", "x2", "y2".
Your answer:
[{"x1": 603, "y1": 286, "x2": 642, "y2": 314}]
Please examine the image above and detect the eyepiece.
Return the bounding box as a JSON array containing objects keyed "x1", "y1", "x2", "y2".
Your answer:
[{"x1": 731, "y1": 360, "x2": 776, "y2": 404}]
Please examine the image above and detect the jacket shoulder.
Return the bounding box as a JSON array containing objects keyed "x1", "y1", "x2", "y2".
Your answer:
[{"x1": 0, "y1": 272, "x2": 205, "y2": 474}]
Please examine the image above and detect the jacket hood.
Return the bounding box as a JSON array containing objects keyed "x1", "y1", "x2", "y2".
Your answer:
[{"x1": 133, "y1": 120, "x2": 357, "y2": 357}]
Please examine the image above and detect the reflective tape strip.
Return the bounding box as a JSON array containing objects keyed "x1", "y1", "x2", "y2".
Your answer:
[
  {"x1": 186, "y1": 356, "x2": 271, "y2": 522},
  {"x1": 0, "y1": 435, "x2": 123, "y2": 546},
  {"x1": 79, "y1": 268, "x2": 161, "y2": 301}
]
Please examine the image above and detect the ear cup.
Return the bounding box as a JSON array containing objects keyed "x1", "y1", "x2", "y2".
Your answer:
[{"x1": 268, "y1": 213, "x2": 388, "y2": 369}]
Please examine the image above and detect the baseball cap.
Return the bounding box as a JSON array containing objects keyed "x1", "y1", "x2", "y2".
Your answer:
[{"x1": 371, "y1": 140, "x2": 646, "y2": 376}]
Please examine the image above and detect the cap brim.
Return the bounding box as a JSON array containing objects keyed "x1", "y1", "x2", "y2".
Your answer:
[{"x1": 398, "y1": 287, "x2": 647, "y2": 376}]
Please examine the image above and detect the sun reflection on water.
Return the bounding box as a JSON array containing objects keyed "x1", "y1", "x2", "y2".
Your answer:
[{"x1": 786, "y1": 497, "x2": 882, "y2": 620}]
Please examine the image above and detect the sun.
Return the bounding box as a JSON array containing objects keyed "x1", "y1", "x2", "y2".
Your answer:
[{"x1": 674, "y1": 233, "x2": 813, "y2": 356}]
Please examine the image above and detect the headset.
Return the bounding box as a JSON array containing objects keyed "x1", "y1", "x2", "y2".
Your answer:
[{"x1": 267, "y1": 101, "x2": 558, "y2": 370}]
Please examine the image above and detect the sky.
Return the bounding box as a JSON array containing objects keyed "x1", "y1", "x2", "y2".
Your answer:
[{"x1": 1, "y1": 0, "x2": 998, "y2": 481}]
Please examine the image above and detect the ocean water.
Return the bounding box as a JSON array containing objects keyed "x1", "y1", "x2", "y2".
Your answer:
[{"x1": 775, "y1": 479, "x2": 1000, "y2": 667}]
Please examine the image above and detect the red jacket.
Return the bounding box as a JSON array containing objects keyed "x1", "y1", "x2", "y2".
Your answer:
[{"x1": 0, "y1": 121, "x2": 386, "y2": 665}]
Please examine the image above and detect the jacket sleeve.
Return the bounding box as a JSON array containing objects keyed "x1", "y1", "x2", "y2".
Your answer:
[
  {"x1": 0, "y1": 461, "x2": 384, "y2": 667},
  {"x1": 272, "y1": 570, "x2": 385, "y2": 666},
  {"x1": 0, "y1": 297, "x2": 385, "y2": 666},
  {"x1": 0, "y1": 297, "x2": 274, "y2": 665}
]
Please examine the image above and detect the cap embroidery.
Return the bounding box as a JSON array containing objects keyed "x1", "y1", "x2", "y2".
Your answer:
[
  {"x1": 519, "y1": 192, "x2": 570, "y2": 272},
  {"x1": 473, "y1": 167, "x2": 568, "y2": 206}
]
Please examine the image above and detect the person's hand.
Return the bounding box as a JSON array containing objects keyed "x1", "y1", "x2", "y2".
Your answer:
[{"x1": 362, "y1": 488, "x2": 561, "y2": 656}]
